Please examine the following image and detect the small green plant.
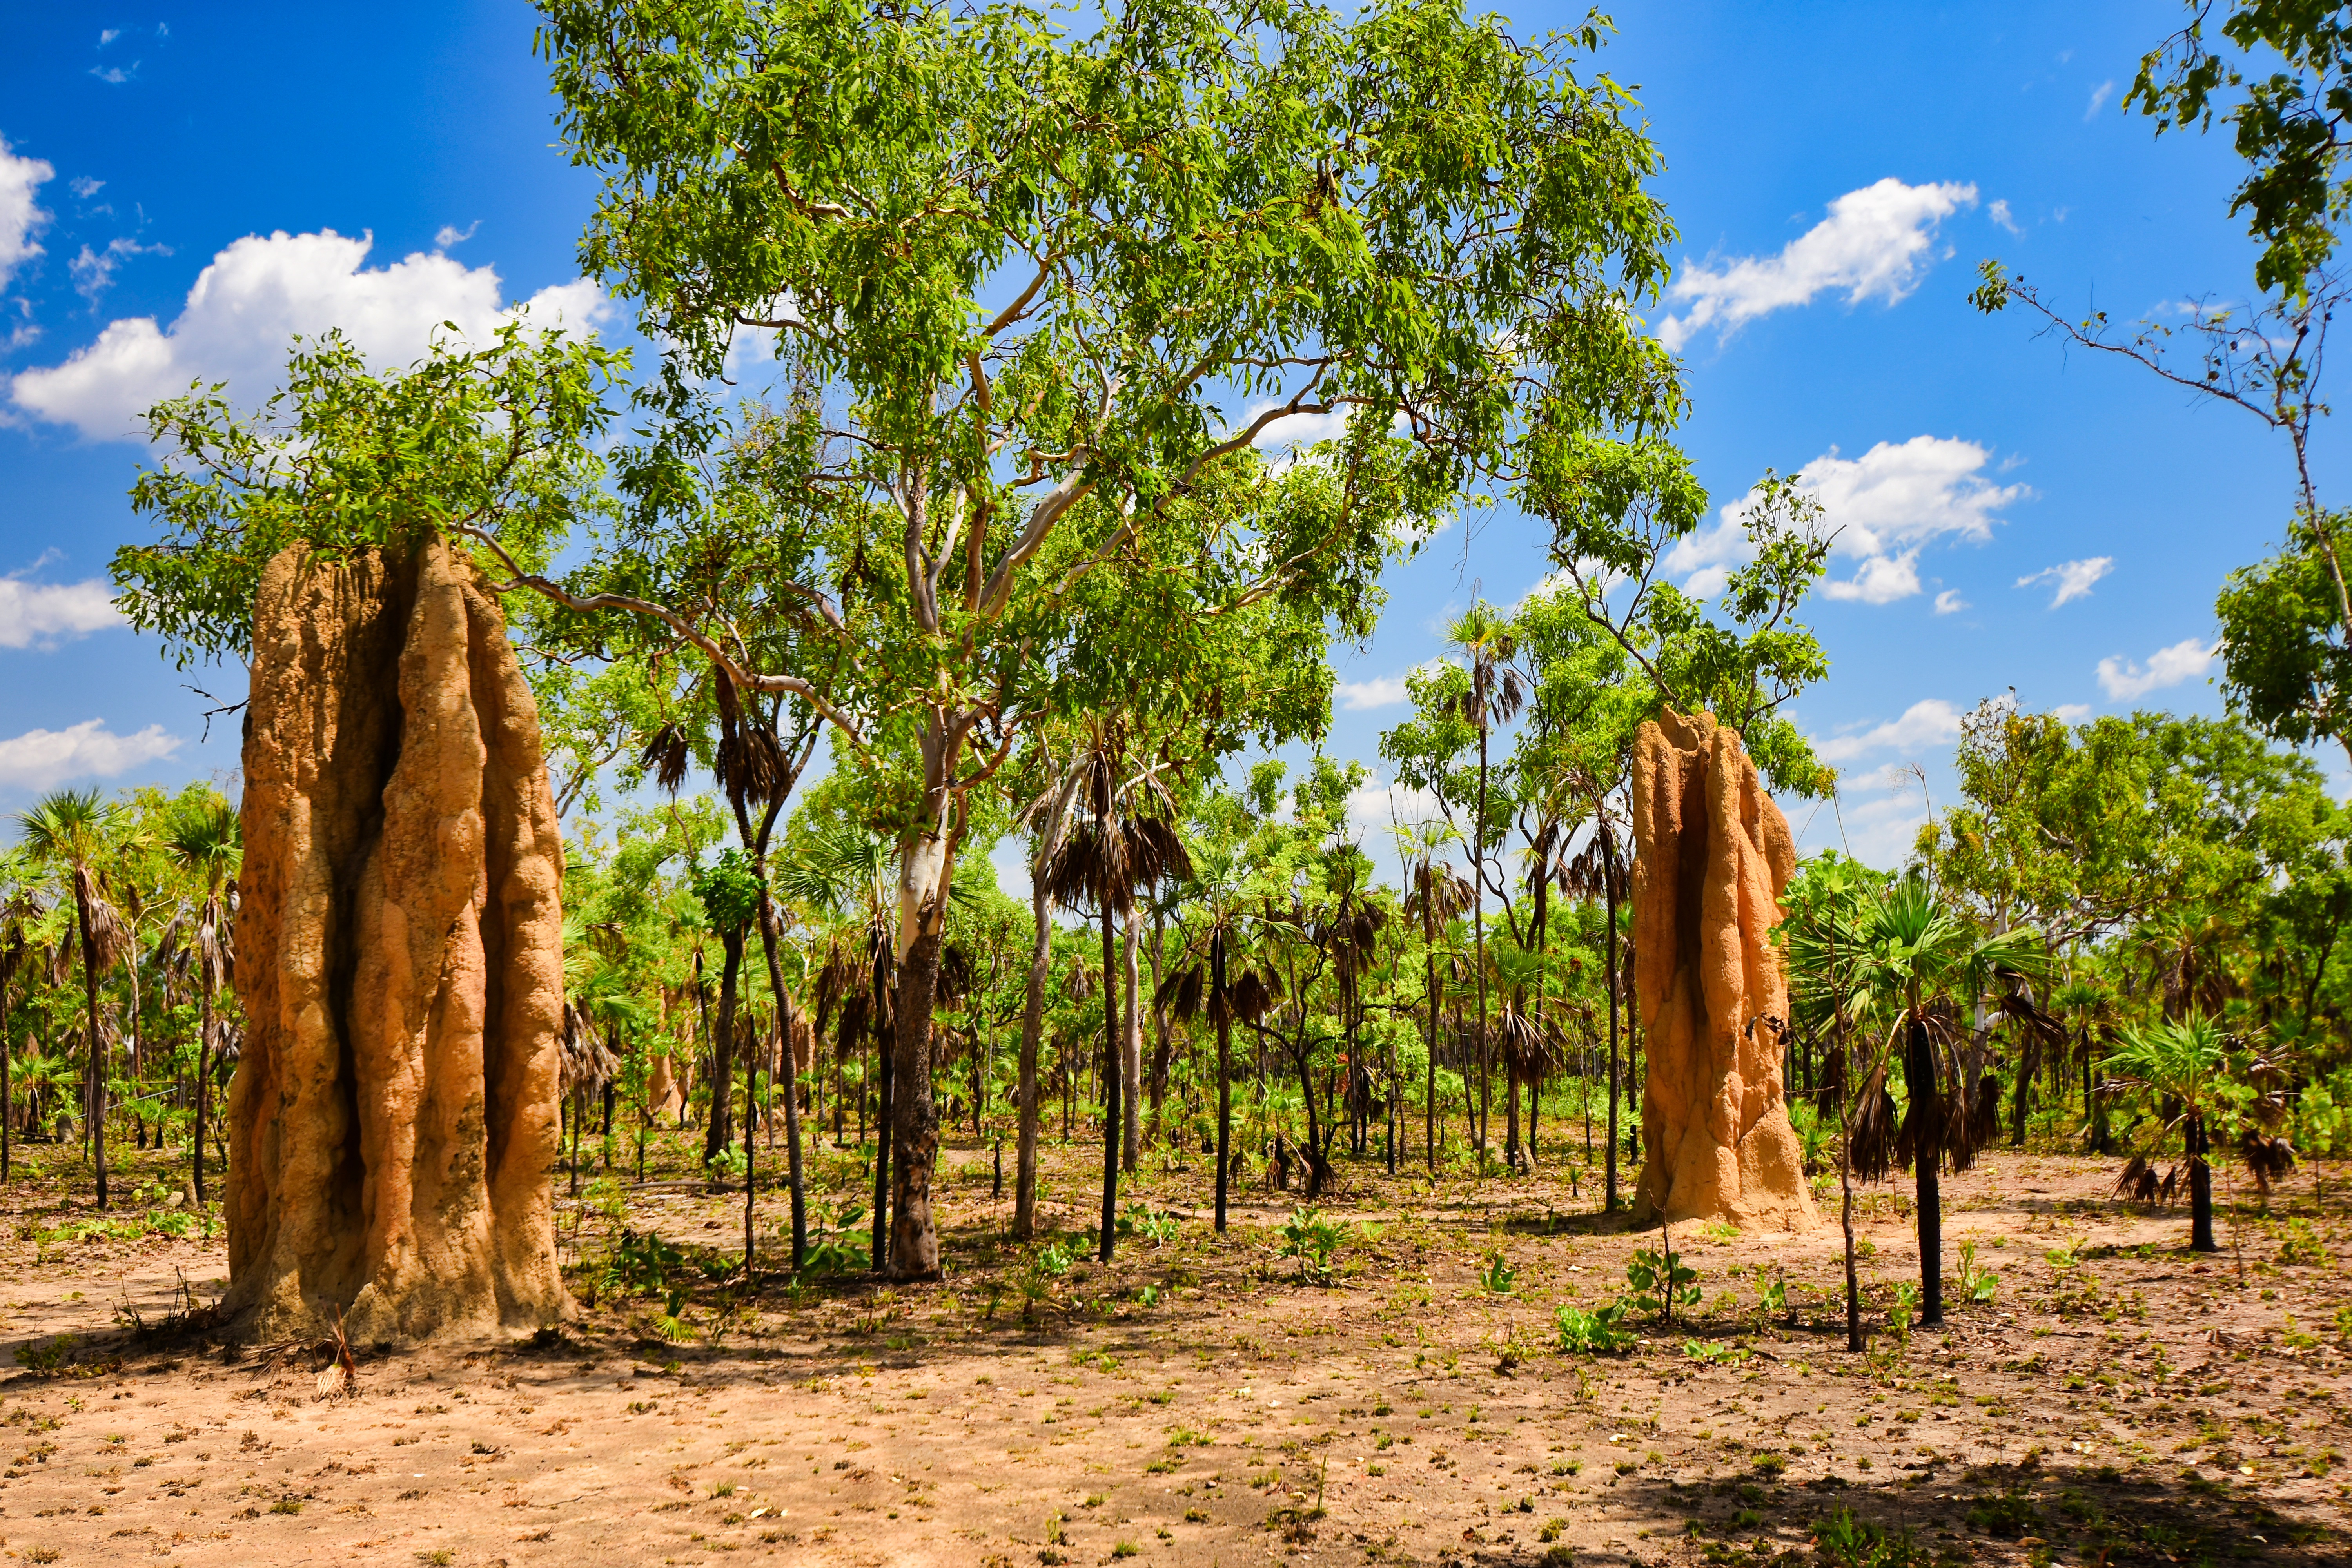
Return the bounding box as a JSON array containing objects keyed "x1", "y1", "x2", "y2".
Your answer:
[
  {"x1": 1812, "y1": 1506, "x2": 1928, "y2": 1567},
  {"x1": 1626, "y1": 1240, "x2": 1700, "y2": 1326},
  {"x1": 1889, "y1": 1281, "x2": 1918, "y2": 1347},
  {"x1": 11, "y1": 1336, "x2": 77, "y2": 1375},
  {"x1": 2279, "y1": 1218, "x2": 2330, "y2": 1268},
  {"x1": 1116, "y1": 1201, "x2": 1181, "y2": 1249},
  {"x1": 1278, "y1": 1206, "x2": 1346, "y2": 1283},
  {"x1": 1478, "y1": 1249, "x2": 1517, "y2": 1294},
  {"x1": 599, "y1": 1229, "x2": 687, "y2": 1301},
  {"x1": 1957, "y1": 1241, "x2": 1998, "y2": 1304},
  {"x1": 1755, "y1": 1265, "x2": 1789, "y2": 1324},
  {"x1": 1682, "y1": 1338, "x2": 1749, "y2": 1364},
  {"x1": 1555, "y1": 1300, "x2": 1632, "y2": 1354}
]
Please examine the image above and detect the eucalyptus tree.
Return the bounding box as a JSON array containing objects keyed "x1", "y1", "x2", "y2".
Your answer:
[
  {"x1": 541, "y1": 0, "x2": 1680, "y2": 1276},
  {"x1": 17, "y1": 788, "x2": 133, "y2": 1209},
  {"x1": 161, "y1": 794, "x2": 240, "y2": 1206}
]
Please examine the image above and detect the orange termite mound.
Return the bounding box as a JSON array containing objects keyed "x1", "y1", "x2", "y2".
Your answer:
[
  {"x1": 1629, "y1": 709, "x2": 1820, "y2": 1232},
  {"x1": 223, "y1": 539, "x2": 571, "y2": 1343}
]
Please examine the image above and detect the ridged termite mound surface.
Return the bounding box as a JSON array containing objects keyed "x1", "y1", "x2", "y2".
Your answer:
[
  {"x1": 225, "y1": 539, "x2": 570, "y2": 1343},
  {"x1": 1630, "y1": 709, "x2": 1819, "y2": 1232}
]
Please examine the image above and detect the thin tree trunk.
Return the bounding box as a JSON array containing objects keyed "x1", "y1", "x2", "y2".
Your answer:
[
  {"x1": 1601, "y1": 820, "x2": 1621, "y2": 1213},
  {"x1": 1097, "y1": 900, "x2": 1121, "y2": 1263},
  {"x1": 1424, "y1": 927, "x2": 1439, "y2": 1175},
  {"x1": 75, "y1": 884, "x2": 107, "y2": 1211},
  {"x1": 703, "y1": 930, "x2": 745, "y2": 1166},
  {"x1": 1214, "y1": 928, "x2": 1232, "y2": 1233},
  {"x1": 1121, "y1": 912, "x2": 1141, "y2": 1176},
  {"x1": 1906, "y1": 1011, "x2": 1944, "y2": 1326},
  {"x1": 1013, "y1": 874, "x2": 1051, "y2": 1242},
  {"x1": 870, "y1": 956, "x2": 893, "y2": 1275},
  {"x1": 192, "y1": 973, "x2": 210, "y2": 1205},
  {"x1": 1473, "y1": 730, "x2": 1490, "y2": 1168},
  {"x1": 2189, "y1": 1111, "x2": 2218, "y2": 1252}
]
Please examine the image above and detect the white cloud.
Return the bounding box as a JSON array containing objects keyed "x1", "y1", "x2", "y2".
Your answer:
[
  {"x1": 67, "y1": 175, "x2": 102, "y2": 201},
  {"x1": 2016, "y1": 555, "x2": 2112, "y2": 607},
  {"x1": 2054, "y1": 703, "x2": 2093, "y2": 723},
  {"x1": 0, "y1": 719, "x2": 179, "y2": 791},
  {"x1": 1336, "y1": 674, "x2": 1410, "y2": 711},
  {"x1": 68, "y1": 236, "x2": 169, "y2": 309},
  {"x1": 1815, "y1": 698, "x2": 1963, "y2": 764},
  {"x1": 0, "y1": 577, "x2": 122, "y2": 647},
  {"x1": 1243, "y1": 403, "x2": 1349, "y2": 448},
  {"x1": 9, "y1": 229, "x2": 611, "y2": 441},
  {"x1": 1658, "y1": 178, "x2": 1977, "y2": 350},
  {"x1": 1989, "y1": 198, "x2": 2020, "y2": 235},
  {"x1": 434, "y1": 220, "x2": 479, "y2": 249},
  {"x1": 1668, "y1": 435, "x2": 2028, "y2": 604},
  {"x1": 2096, "y1": 637, "x2": 2215, "y2": 701},
  {"x1": 1822, "y1": 548, "x2": 1922, "y2": 604},
  {"x1": 1933, "y1": 588, "x2": 1969, "y2": 615},
  {"x1": 1345, "y1": 772, "x2": 1447, "y2": 840},
  {"x1": 0, "y1": 136, "x2": 54, "y2": 293},
  {"x1": 2085, "y1": 80, "x2": 2115, "y2": 120}
]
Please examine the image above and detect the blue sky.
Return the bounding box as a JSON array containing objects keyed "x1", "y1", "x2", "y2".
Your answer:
[{"x1": 0, "y1": 2, "x2": 2331, "y2": 872}]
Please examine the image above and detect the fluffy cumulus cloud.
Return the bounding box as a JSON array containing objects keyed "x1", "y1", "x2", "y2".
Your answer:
[
  {"x1": 1665, "y1": 436, "x2": 2027, "y2": 606},
  {"x1": 0, "y1": 577, "x2": 122, "y2": 647},
  {"x1": 10, "y1": 228, "x2": 610, "y2": 440},
  {"x1": 1657, "y1": 178, "x2": 1977, "y2": 350},
  {"x1": 0, "y1": 719, "x2": 178, "y2": 791},
  {"x1": 2097, "y1": 637, "x2": 2215, "y2": 701},
  {"x1": 0, "y1": 135, "x2": 54, "y2": 292},
  {"x1": 2017, "y1": 555, "x2": 2112, "y2": 607},
  {"x1": 1814, "y1": 697, "x2": 1963, "y2": 764},
  {"x1": 1336, "y1": 673, "x2": 1411, "y2": 711}
]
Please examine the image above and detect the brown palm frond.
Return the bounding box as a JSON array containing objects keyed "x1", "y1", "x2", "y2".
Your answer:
[
  {"x1": 1154, "y1": 961, "x2": 1207, "y2": 1025},
  {"x1": 715, "y1": 720, "x2": 788, "y2": 806},
  {"x1": 2114, "y1": 1154, "x2": 2161, "y2": 1204},
  {"x1": 1847, "y1": 1062, "x2": 1900, "y2": 1183},
  {"x1": 559, "y1": 1001, "x2": 621, "y2": 1096},
  {"x1": 78, "y1": 872, "x2": 134, "y2": 975},
  {"x1": 2239, "y1": 1129, "x2": 2297, "y2": 1197},
  {"x1": 937, "y1": 942, "x2": 976, "y2": 1004},
  {"x1": 639, "y1": 722, "x2": 692, "y2": 795}
]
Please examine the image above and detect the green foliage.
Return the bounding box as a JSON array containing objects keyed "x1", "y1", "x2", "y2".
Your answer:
[
  {"x1": 1278, "y1": 1207, "x2": 1347, "y2": 1283},
  {"x1": 1553, "y1": 1299, "x2": 1632, "y2": 1355},
  {"x1": 1625, "y1": 1244, "x2": 1700, "y2": 1324},
  {"x1": 1477, "y1": 1249, "x2": 1517, "y2": 1295},
  {"x1": 1956, "y1": 1241, "x2": 1999, "y2": 1304},
  {"x1": 1812, "y1": 1508, "x2": 1931, "y2": 1568},
  {"x1": 116, "y1": 325, "x2": 625, "y2": 668}
]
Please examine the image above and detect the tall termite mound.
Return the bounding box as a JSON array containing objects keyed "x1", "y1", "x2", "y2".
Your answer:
[
  {"x1": 223, "y1": 539, "x2": 570, "y2": 1343},
  {"x1": 1629, "y1": 709, "x2": 1819, "y2": 1232}
]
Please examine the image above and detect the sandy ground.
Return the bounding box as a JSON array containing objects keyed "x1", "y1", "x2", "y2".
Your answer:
[{"x1": 0, "y1": 1142, "x2": 2343, "y2": 1566}]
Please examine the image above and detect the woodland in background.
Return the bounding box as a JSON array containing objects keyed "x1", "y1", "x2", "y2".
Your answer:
[{"x1": 3, "y1": 0, "x2": 2346, "y2": 1324}]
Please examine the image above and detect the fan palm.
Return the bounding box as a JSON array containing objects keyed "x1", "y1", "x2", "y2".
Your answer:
[
  {"x1": 1825, "y1": 875, "x2": 2051, "y2": 1325},
  {"x1": 1399, "y1": 821, "x2": 1472, "y2": 1174},
  {"x1": 162, "y1": 796, "x2": 239, "y2": 1206},
  {"x1": 18, "y1": 788, "x2": 131, "y2": 1209},
  {"x1": 2102, "y1": 1015, "x2": 2233, "y2": 1252},
  {"x1": 1040, "y1": 737, "x2": 1191, "y2": 1263}
]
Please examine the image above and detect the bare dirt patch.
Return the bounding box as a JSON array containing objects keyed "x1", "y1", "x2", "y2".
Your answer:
[{"x1": 0, "y1": 1140, "x2": 2343, "y2": 1566}]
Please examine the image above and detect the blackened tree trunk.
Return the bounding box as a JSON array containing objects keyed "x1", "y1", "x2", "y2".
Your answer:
[
  {"x1": 75, "y1": 885, "x2": 108, "y2": 1211},
  {"x1": 870, "y1": 956, "x2": 893, "y2": 1275},
  {"x1": 1601, "y1": 820, "x2": 1621, "y2": 1212},
  {"x1": 1097, "y1": 901, "x2": 1122, "y2": 1263},
  {"x1": 1213, "y1": 929, "x2": 1231, "y2": 1233},
  {"x1": 1905, "y1": 1012, "x2": 1944, "y2": 1326},
  {"x1": 2189, "y1": 1111, "x2": 2218, "y2": 1252},
  {"x1": 702, "y1": 928, "x2": 745, "y2": 1166}
]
